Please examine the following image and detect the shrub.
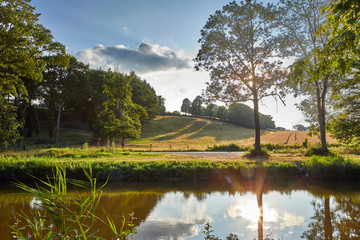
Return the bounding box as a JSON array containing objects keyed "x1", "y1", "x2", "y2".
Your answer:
[
  {"x1": 305, "y1": 146, "x2": 334, "y2": 156},
  {"x1": 206, "y1": 143, "x2": 248, "y2": 151},
  {"x1": 244, "y1": 148, "x2": 270, "y2": 157}
]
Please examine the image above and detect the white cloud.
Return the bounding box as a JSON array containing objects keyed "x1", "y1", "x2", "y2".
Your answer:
[{"x1": 76, "y1": 42, "x2": 192, "y2": 73}]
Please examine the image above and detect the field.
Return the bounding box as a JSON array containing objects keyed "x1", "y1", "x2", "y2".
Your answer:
[
  {"x1": 16, "y1": 115, "x2": 337, "y2": 152},
  {"x1": 127, "y1": 116, "x2": 336, "y2": 151},
  {"x1": 128, "y1": 116, "x2": 260, "y2": 150}
]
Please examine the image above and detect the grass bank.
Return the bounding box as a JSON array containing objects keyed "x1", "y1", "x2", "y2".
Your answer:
[{"x1": 1, "y1": 149, "x2": 360, "y2": 182}]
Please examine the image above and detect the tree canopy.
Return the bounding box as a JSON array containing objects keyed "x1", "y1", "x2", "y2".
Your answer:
[
  {"x1": 98, "y1": 71, "x2": 145, "y2": 147},
  {"x1": 0, "y1": 0, "x2": 65, "y2": 149}
]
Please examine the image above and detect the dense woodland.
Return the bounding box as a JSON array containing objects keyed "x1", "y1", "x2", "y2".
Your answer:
[{"x1": 0, "y1": 0, "x2": 359, "y2": 153}]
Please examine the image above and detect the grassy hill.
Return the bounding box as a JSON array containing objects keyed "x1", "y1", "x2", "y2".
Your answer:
[
  {"x1": 128, "y1": 116, "x2": 262, "y2": 150},
  {"x1": 19, "y1": 115, "x2": 336, "y2": 151}
]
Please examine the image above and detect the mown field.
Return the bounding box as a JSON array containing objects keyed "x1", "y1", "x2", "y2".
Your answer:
[
  {"x1": 128, "y1": 116, "x2": 337, "y2": 151},
  {"x1": 17, "y1": 115, "x2": 337, "y2": 152}
]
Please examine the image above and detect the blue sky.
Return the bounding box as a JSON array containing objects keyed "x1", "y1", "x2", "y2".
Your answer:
[{"x1": 32, "y1": 0, "x2": 305, "y2": 129}]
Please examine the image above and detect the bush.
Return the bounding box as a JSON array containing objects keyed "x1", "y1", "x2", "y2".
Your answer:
[
  {"x1": 305, "y1": 146, "x2": 334, "y2": 156},
  {"x1": 206, "y1": 143, "x2": 248, "y2": 151},
  {"x1": 244, "y1": 148, "x2": 270, "y2": 157}
]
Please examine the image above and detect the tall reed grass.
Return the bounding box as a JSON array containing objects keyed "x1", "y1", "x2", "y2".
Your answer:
[{"x1": 11, "y1": 166, "x2": 137, "y2": 239}]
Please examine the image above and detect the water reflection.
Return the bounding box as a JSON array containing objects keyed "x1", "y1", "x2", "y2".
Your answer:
[{"x1": 1, "y1": 181, "x2": 360, "y2": 239}]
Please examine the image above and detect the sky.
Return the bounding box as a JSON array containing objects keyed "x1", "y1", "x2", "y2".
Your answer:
[{"x1": 32, "y1": 0, "x2": 306, "y2": 129}]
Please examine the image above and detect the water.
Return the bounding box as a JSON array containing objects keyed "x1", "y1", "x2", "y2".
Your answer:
[{"x1": 1, "y1": 179, "x2": 360, "y2": 239}]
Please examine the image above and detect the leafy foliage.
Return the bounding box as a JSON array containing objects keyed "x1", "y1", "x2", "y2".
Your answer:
[
  {"x1": 130, "y1": 71, "x2": 160, "y2": 121},
  {"x1": 322, "y1": 0, "x2": 360, "y2": 74},
  {"x1": 0, "y1": 0, "x2": 65, "y2": 148},
  {"x1": 181, "y1": 98, "x2": 192, "y2": 114},
  {"x1": 329, "y1": 82, "x2": 360, "y2": 143},
  {"x1": 98, "y1": 71, "x2": 145, "y2": 145},
  {"x1": 0, "y1": 97, "x2": 21, "y2": 150}
]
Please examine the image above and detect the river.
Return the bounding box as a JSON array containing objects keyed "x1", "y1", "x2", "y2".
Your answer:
[{"x1": 1, "y1": 178, "x2": 360, "y2": 239}]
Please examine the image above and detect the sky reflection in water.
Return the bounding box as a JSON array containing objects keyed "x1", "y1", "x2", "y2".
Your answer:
[
  {"x1": 1, "y1": 181, "x2": 360, "y2": 240},
  {"x1": 135, "y1": 191, "x2": 313, "y2": 240}
]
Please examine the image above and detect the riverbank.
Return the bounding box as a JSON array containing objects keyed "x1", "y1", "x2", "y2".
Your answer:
[{"x1": 1, "y1": 150, "x2": 360, "y2": 182}]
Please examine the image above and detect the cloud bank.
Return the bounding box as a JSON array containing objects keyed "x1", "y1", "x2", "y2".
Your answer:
[{"x1": 77, "y1": 42, "x2": 191, "y2": 73}]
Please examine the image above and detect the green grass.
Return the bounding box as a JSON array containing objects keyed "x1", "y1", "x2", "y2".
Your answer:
[
  {"x1": 206, "y1": 143, "x2": 249, "y2": 151},
  {"x1": 129, "y1": 116, "x2": 259, "y2": 150},
  {"x1": 305, "y1": 155, "x2": 360, "y2": 179},
  {"x1": 1, "y1": 151, "x2": 360, "y2": 182}
]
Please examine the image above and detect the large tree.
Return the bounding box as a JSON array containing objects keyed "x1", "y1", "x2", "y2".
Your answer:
[
  {"x1": 278, "y1": 0, "x2": 343, "y2": 152},
  {"x1": 195, "y1": 0, "x2": 287, "y2": 153},
  {"x1": 41, "y1": 55, "x2": 89, "y2": 144},
  {"x1": 98, "y1": 72, "x2": 145, "y2": 148},
  {"x1": 0, "y1": 0, "x2": 65, "y2": 148}
]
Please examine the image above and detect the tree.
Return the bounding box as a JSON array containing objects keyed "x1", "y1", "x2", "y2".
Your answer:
[
  {"x1": 157, "y1": 95, "x2": 166, "y2": 119},
  {"x1": 329, "y1": 81, "x2": 360, "y2": 143},
  {"x1": 322, "y1": 0, "x2": 360, "y2": 75},
  {"x1": 195, "y1": 0, "x2": 287, "y2": 154},
  {"x1": 293, "y1": 124, "x2": 308, "y2": 131},
  {"x1": 0, "y1": 0, "x2": 65, "y2": 148},
  {"x1": 191, "y1": 96, "x2": 203, "y2": 117},
  {"x1": 205, "y1": 103, "x2": 217, "y2": 118},
  {"x1": 278, "y1": 0, "x2": 342, "y2": 152},
  {"x1": 41, "y1": 55, "x2": 85, "y2": 144},
  {"x1": 0, "y1": 97, "x2": 20, "y2": 150},
  {"x1": 180, "y1": 98, "x2": 192, "y2": 115},
  {"x1": 259, "y1": 114, "x2": 275, "y2": 129},
  {"x1": 98, "y1": 72, "x2": 145, "y2": 148},
  {"x1": 228, "y1": 103, "x2": 254, "y2": 128},
  {"x1": 130, "y1": 71, "x2": 160, "y2": 121},
  {"x1": 216, "y1": 106, "x2": 228, "y2": 121}
]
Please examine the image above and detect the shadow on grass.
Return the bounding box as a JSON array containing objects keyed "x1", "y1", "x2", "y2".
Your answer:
[
  {"x1": 187, "y1": 121, "x2": 255, "y2": 141},
  {"x1": 154, "y1": 121, "x2": 207, "y2": 141}
]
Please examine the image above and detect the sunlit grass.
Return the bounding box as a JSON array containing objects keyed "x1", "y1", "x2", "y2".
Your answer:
[{"x1": 129, "y1": 116, "x2": 259, "y2": 151}]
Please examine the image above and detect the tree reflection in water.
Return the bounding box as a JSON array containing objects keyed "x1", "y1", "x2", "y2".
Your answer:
[
  {"x1": 302, "y1": 190, "x2": 360, "y2": 239},
  {"x1": 256, "y1": 163, "x2": 266, "y2": 240}
]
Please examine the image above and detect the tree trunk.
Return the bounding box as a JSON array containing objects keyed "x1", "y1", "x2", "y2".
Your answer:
[
  {"x1": 54, "y1": 105, "x2": 61, "y2": 145},
  {"x1": 316, "y1": 87, "x2": 328, "y2": 152},
  {"x1": 253, "y1": 97, "x2": 261, "y2": 153},
  {"x1": 121, "y1": 137, "x2": 125, "y2": 148}
]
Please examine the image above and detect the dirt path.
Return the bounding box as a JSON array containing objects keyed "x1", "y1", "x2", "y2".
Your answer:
[
  {"x1": 160, "y1": 151, "x2": 246, "y2": 157},
  {"x1": 157, "y1": 151, "x2": 308, "y2": 162}
]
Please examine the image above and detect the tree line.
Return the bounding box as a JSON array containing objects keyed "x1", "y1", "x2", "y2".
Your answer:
[
  {"x1": 0, "y1": 0, "x2": 165, "y2": 149},
  {"x1": 181, "y1": 96, "x2": 275, "y2": 129}
]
